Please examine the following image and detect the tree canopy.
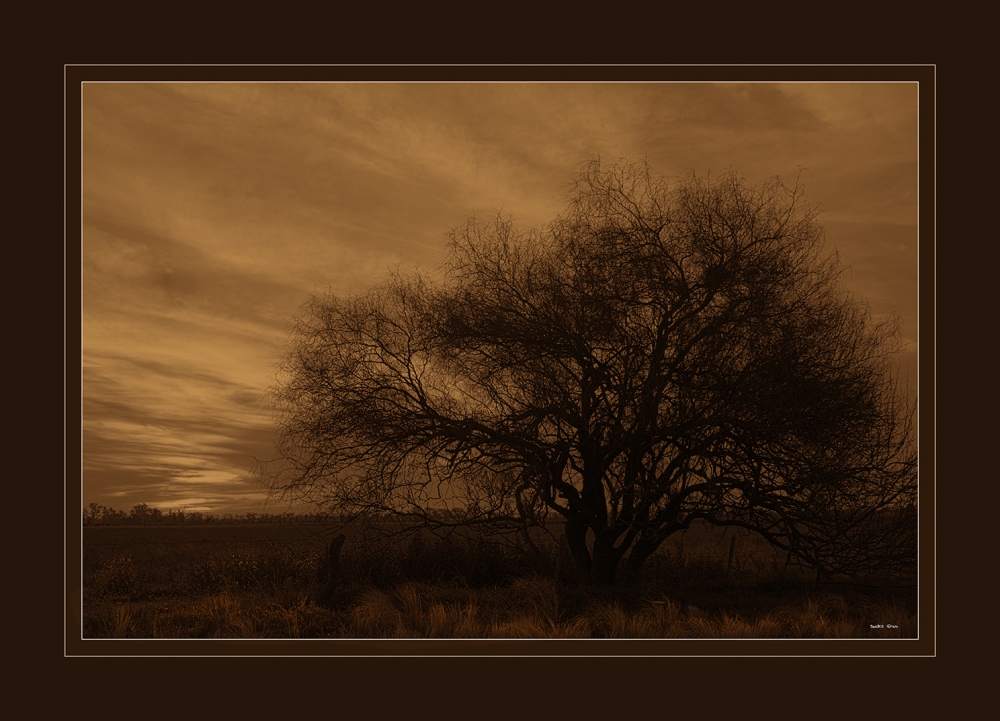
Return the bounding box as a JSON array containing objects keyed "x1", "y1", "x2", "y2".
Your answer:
[{"x1": 264, "y1": 159, "x2": 917, "y2": 585}]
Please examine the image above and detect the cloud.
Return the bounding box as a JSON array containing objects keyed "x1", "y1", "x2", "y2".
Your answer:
[
  {"x1": 80, "y1": 81, "x2": 921, "y2": 514},
  {"x1": 822, "y1": 220, "x2": 918, "y2": 330}
]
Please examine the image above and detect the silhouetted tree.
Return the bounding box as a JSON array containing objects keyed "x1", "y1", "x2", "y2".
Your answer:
[
  {"x1": 265, "y1": 159, "x2": 917, "y2": 585},
  {"x1": 84, "y1": 502, "x2": 107, "y2": 525},
  {"x1": 130, "y1": 503, "x2": 152, "y2": 524}
]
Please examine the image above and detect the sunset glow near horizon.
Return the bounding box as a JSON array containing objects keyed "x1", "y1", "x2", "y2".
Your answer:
[{"x1": 81, "y1": 82, "x2": 919, "y2": 515}]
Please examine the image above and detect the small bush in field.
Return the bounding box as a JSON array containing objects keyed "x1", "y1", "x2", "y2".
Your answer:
[
  {"x1": 187, "y1": 545, "x2": 305, "y2": 594},
  {"x1": 93, "y1": 555, "x2": 141, "y2": 600}
]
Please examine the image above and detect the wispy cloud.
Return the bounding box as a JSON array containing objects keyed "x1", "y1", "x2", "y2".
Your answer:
[{"x1": 81, "y1": 81, "x2": 919, "y2": 513}]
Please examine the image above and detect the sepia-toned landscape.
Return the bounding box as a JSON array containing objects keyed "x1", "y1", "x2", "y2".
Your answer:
[
  {"x1": 83, "y1": 511, "x2": 915, "y2": 639},
  {"x1": 80, "y1": 77, "x2": 921, "y2": 643}
]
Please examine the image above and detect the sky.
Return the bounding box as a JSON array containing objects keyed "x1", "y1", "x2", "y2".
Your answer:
[{"x1": 81, "y1": 82, "x2": 919, "y2": 515}]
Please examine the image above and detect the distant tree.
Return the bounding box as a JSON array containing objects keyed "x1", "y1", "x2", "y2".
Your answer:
[
  {"x1": 264, "y1": 159, "x2": 917, "y2": 585},
  {"x1": 84, "y1": 502, "x2": 107, "y2": 525},
  {"x1": 129, "y1": 503, "x2": 162, "y2": 524},
  {"x1": 103, "y1": 506, "x2": 128, "y2": 524}
]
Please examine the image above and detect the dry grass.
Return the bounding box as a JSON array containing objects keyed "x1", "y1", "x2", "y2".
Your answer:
[
  {"x1": 81, "y1": 524, "x2": 917, "y2": 640},
  {"x1": 82, "y1": 581, "x2": 916, "y2": 640}
]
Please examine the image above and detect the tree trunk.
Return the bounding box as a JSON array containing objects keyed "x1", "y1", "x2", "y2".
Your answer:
[
  {"x1": 316, "y1": 533, "x2": 346, "y2": 607},
  {"x1": 565, "y1": 516, "x2": 592, "y2": 579},
  {"x1": 588, "y1": 533, "x2": 621, "y2": 586},
  {"x1": 621, "y1": 535, "x2": 663, "y2": 579}
]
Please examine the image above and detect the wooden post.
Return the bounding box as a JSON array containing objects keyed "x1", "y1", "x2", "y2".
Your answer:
[
  {"x1": 554, "y1": 537, "x2": 562, "y2": 583},
  {"x1": 316, "y1": 534, "x2": 346, "y2": 607}
]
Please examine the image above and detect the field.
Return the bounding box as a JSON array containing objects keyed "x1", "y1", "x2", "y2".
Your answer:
[{"x1": 80, "y1": 521, "x2": 917, "y2": 639}]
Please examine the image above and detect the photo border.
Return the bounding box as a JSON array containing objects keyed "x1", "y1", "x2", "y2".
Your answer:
[{"x1": 66, "y1": 64, "x2": 935, "y2": 657}]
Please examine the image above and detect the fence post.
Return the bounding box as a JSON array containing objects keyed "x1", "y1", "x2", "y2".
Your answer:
[{"x1": 316, "y1": 533, "x2": 346, "y2": 607}]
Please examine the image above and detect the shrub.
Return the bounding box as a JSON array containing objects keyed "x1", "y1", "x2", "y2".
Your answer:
[
  {"x1": 187, "y1": 544, "x2": 305, "y2": 594},
  {"x1": 92, "y1": 555, "x2": 141, "y2": 600}
]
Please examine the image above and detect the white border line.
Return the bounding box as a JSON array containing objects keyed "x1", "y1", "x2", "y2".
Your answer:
[{"x1": 70, "y1": 66, "x2": 933, "y2": 656}]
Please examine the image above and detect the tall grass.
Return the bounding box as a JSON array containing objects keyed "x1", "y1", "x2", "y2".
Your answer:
[{"x1": 82, "y1": 524, "x2": 917, "y2": 639}]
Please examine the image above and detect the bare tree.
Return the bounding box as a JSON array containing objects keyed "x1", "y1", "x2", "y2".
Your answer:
[{"x1": 263, "y1": 159, "x2": 917, "y2": 586}]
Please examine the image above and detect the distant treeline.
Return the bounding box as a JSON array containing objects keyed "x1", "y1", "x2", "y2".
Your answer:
[{"x1": 83, "y1": 502, "x2": 344, "y2": 526}]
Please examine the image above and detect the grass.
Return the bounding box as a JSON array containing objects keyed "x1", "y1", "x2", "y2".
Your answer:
[{"x1": 80, "y1": 523, "x2": 917, "y2": 639}]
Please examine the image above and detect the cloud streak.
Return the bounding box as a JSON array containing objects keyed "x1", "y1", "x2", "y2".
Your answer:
[{"x1": 81, "y1": 81, "x2": 919, "y2": 513}]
